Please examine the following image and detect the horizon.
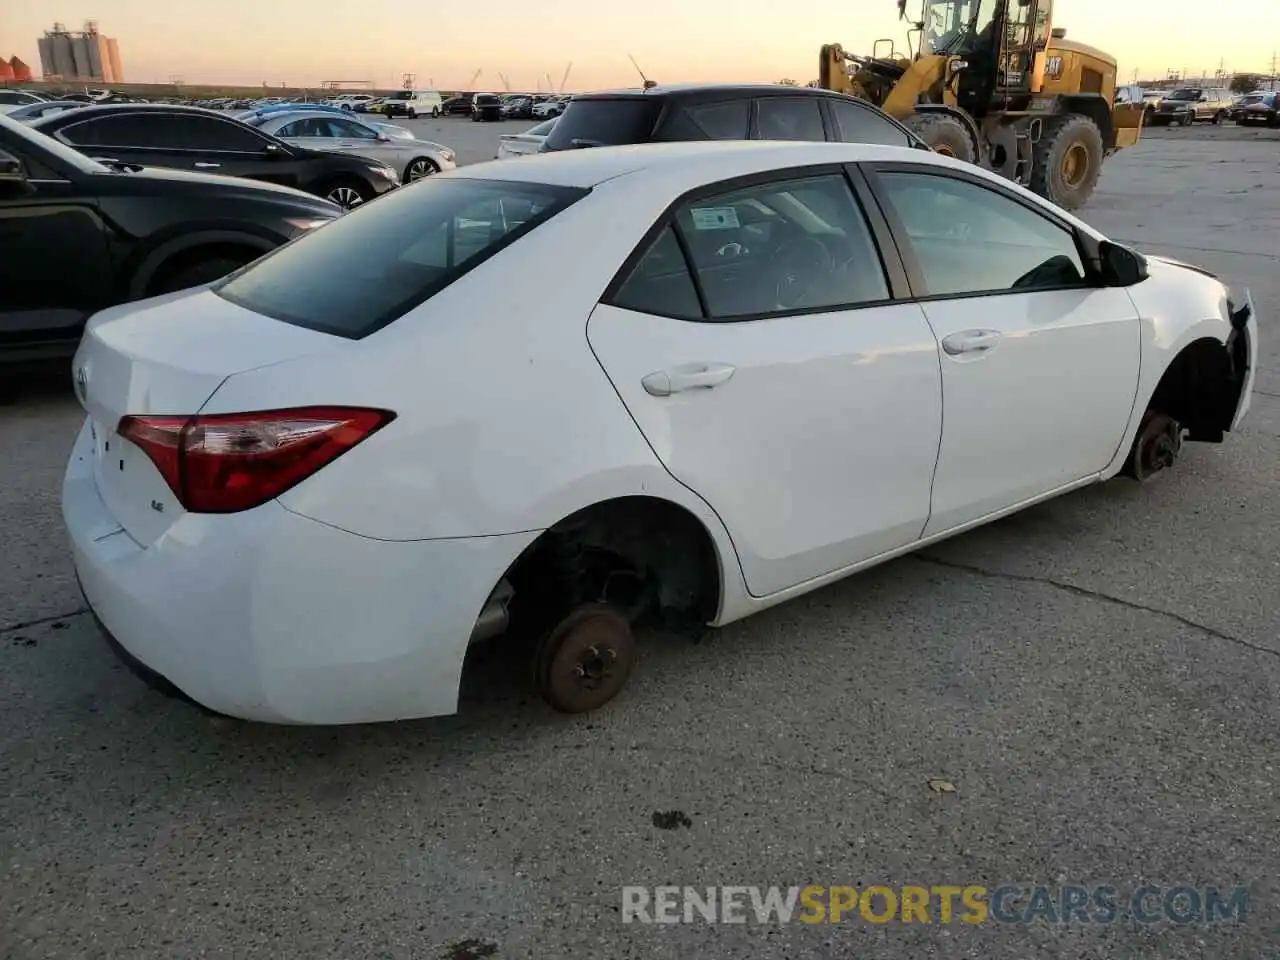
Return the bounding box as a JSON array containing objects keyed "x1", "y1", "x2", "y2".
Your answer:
[{"x1": 2, "y1": 1, "x2": 1277, "y2": 91}]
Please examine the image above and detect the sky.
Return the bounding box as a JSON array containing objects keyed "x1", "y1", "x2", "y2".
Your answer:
[{"x1": 2, "y1": 0, "x2": 1276, "y2": 90}]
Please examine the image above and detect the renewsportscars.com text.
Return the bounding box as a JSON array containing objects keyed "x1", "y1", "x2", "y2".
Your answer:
[{"x1": 621, "y1": 884, "x2": 1249, "y2": 926}]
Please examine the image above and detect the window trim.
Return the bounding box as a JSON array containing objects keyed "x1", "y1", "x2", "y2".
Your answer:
[
  {"x1": 600, "y1": 162, "x2": 911, "y2": 324},
  {"x1": 859, "y1": 161, "x2": 1100, "y2": 302},
  {"x1": 824, "y1": 96, "x2": 917, "y2": 147}
]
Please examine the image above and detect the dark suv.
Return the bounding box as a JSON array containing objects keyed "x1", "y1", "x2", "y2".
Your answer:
[
  {"x1": 0, "y1": 113, "x2": 341, "y2": 365},
  {"x1": 471, "y1": 94, "x2": 503, "y2": 122},
  {"x1": 541, "y1": 84, "x2": 925, "y2": 153},
  {"x1": 30, "y1": 104, "x2": 400, "y2": 208}
]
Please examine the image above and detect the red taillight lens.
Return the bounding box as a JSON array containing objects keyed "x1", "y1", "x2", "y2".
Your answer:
[{"x1": 118, "y1": 406, "x2": 395, "y2": 514}]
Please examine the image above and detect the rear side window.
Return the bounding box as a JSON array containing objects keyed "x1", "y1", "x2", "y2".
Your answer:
[
  {"x1": 57, "y1": 114, "x2": 154, "y2": 147},
  {"x1": 828, "y1": 99, "x2": 913, "y2": 146},
  {"x1": 543, "y1": 99, "x2": 662, "y2": 149},
  {"x1": 755, "y1": 98, "x2": 825, "y2": 141},
  {"x1": 657, "y1": 99, "x2": 751, "y2": 140},
  {"x1": 215, "y1": 178, "x2": 587, "y2": 339},
  {"x1": 611, "y1": 226, "x2": 702, "y2": 319}
]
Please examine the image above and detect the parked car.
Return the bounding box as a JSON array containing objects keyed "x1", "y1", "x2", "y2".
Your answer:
[
  {"x1": 540, "y1": 84, "x2": 925, "y2": 154},
  {"x1": 0, "y1": 89, "x2": 50, "y2": 116},
  {"x1": 1231, "y1": 91, "x2": 1279, "y2": 126},
  {"x1": 4, "y1": 100, "x2": 87, "y2": 123},
  {"x1": 501, "y1": 96, "x2": 535, "y2": 120},
  {"x1": 31, "y1": 104, "x2": 400, "y2": 209},
  {"x1": 1147, "y1": 87, "x2": 1233, "y2": 126},
  {"x1": 471, "y1": 93, "x2": 503, "y2": 121},
  {"x1": 496, "y1": 118, "x2": 557, "y2": 159},
  {"x1": 441, "y1": 96, "x2": 472, "y2": 116},
  {"x1": 253, "y1": 110, "x2": 456, "y2": 182},
  {"x1": 333, "y1": 94, "x2": 377, "y2": 112},
  {"x1": 532, "y1": 97, "x2": 568, "y2": 119},
  {"x1": 62, "y1": 139, "x2": 1257, "y2": 725},
  {"x1": 0, "y1": 113, "x2": 339, "y2": 365},
  {"x1": 371, "y1": 90, "x2": 444, "y2": 118}
]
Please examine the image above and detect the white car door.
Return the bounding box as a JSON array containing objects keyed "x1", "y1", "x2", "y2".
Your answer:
[
  {"x1": 587, "y1": 168, "x2": 943, "y2": 597},
  {"x1": 864, "y1": 165, "x2": 1141, "y2": 536}
]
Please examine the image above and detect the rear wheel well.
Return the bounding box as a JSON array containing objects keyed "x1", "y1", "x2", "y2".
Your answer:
[
  {"x1": 501, "y1": 497, "x2": 722, "y2": 641},
  {"x1": 1147, "y1": 337, "x2": 1237, "y2": 441},
  {"x1": 145, "y1": 242, "x2": 263, "y2": 296}
]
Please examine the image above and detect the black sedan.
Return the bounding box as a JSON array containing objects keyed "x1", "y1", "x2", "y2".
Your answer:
[
  {"x1": 0, "y1": 113, "x2": 341, "y2": 365},
  {"x1": 441, "y1": 96, "x2": 472, "y2": 115},
  {"x1": 31, "y1": 104, "x2": 400, "y2": 209}
]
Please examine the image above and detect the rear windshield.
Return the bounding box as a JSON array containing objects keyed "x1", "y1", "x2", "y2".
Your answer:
[
  {"x1": 214, "y1": 178, "x2": 587, "y2": 339},
  {"x1": 543, "y1": 98, "x2": 662, "y2": 150}
]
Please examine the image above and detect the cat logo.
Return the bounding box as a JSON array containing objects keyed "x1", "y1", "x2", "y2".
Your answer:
[{"x1": 1045, "y1": 55, "x2": 1064, "y2": 79}]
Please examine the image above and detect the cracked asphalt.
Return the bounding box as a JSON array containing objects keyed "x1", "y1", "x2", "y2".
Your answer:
[{"x1": 1, "y1": 122, "x2": 1277, "y2": 960}]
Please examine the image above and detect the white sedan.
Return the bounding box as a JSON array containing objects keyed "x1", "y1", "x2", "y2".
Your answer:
[
  {"x1": 63, "y1": 140, "x2": 1259, "y2": 725},
  {"x1": 253, "y1": 109, "x2": 456, "y2": 182},
  {"x1": 495, "y1": 118, "x2": 557, "y2": 159}
]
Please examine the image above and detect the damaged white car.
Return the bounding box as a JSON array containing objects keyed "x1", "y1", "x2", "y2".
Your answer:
[{"x1": 63, "y1": 140, "x2": 1257, "y2": 724}]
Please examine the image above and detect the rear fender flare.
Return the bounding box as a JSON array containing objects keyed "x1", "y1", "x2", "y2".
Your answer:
[{"x1": 128, "y1": 230, "x2": 278, "y2": 300}]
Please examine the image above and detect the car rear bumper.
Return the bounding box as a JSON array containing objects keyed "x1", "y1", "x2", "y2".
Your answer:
[{"x1": 63, "y1": 418, "x2": 533, "y2": 724}]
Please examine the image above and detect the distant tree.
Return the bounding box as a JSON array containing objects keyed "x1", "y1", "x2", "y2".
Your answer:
[
  {"x1": 1230, "y1": 73, "x2": 1261, "y2": 94},
  {"x1": 777, "y1": 78, "x2": 799, "y2": 86}
]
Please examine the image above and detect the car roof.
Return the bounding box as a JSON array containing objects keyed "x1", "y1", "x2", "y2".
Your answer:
[
  {"x1": 572, "y1": 83, "x2": 846, "y2": 102},
  {"x1": 451, "y1": 139, "x2": 941, "y2": 189}
]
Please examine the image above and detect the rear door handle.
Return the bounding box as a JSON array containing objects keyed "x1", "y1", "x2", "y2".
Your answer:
[
  {"x1": 194, "y1": 161, "x2": 221, "y2": 169},
  {"x1": 642, "y1": 362, "x2": 736, "y2": 397},
  {"x1": 941, "y1": 329, "x2": 1002, "y2": 357}
]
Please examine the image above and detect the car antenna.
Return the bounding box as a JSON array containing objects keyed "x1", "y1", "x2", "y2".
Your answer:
[{"x1": 627, "y1": 53, "x2": 657, "y2": 90}]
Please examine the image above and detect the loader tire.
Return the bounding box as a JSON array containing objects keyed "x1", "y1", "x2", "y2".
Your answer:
[
  {"x1": 1029, "y1": 113, "x2": 1104, "y2": 211},
  {"x1": 904, "y1": 112, "x2": 977, "y2": 163}
]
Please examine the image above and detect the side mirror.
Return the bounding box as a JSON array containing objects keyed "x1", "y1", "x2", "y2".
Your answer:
[
  {"x1": 377, "y1": 132, "x2": 391, "y2": 142},
  {"x1": 265, "y1": 142, "x2": 287, "y2": 158},
  {"x1": 1099, "y1": 240, "x2": 1148, "y2": 286},
  {"x1": 897, "y1": 0, "x2": 908, "y2": 19}
]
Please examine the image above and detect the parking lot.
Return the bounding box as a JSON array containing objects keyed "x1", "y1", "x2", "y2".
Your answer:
[{"x1": 1, "y1": 120, "x2": 1278, "y2": 959}]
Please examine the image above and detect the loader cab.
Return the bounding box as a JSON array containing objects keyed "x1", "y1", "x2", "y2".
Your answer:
[{"x1": 919, "y1": 0, "x2": 1046, "y2": 112}]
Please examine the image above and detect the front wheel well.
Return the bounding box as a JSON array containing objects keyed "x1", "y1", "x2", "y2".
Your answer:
[
  {"x1": 144, "y1": 241, "x2": 264, "y2": 296},
  {"x1": 1147, "y1": 337, "x2": 1238, "y2": 441},
  {"x1": 499, "y1": 497, "x2": 723, "y2": 640}
]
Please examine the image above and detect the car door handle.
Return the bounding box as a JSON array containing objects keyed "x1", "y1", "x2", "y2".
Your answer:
[
  {"x1": 193, "y1": 161, "x2": 221, "y2": 169},
  {"x1": 641, "y1": 362, "x2": 736, "y2": 397},
  {"x1": 941, "y1": 329, "x2": 1002, "y2": 357}
]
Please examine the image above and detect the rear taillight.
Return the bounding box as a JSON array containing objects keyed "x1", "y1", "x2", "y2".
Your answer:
[{"x1": 117, "y1": 407, "x2": 394, "y2": 514}]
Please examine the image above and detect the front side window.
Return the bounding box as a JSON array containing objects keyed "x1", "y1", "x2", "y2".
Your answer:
[
  {"x1": 875, "y1": 171, "x2": 1086, "y2": 296},
  {"x1": 175, "y1": 116, "x2": 269, "y2": 152},
  {"x1": 611, "y1": 172, "x2": 890, "y2": 320},
  {"x1": 828, "y1": 99, "x2": 913, "y2": 146},
  {"x1": 216, "y1": 178, "x2": 586, "y2": 339}
]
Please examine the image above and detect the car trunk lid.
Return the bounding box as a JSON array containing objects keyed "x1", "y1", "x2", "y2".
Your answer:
[{"x1": 72, "y1": 287, "x2": 345, "y2": 545}]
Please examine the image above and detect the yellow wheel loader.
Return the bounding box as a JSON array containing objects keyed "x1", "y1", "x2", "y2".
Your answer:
[{"x1": 819, "y1": 0, "x2": 1144, "y2": 209}]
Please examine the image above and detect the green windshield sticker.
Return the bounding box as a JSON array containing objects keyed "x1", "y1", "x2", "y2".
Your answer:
[{"x1": 690, "y1": 207, "x2": 740, "y2": 230}]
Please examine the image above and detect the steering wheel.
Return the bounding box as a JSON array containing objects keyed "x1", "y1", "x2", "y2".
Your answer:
[{"x1": 769, "y1": 236, "x2": 834, "y2": 310}]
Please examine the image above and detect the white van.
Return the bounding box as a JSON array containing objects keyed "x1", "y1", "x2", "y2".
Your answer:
[{"x1": 375, "y1": 90, "x2": 444, "y2": 118}]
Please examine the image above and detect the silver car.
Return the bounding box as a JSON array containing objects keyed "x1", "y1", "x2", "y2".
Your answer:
[{"x1": 254, "y1": 110, "x2": 457, "y2": 182}]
